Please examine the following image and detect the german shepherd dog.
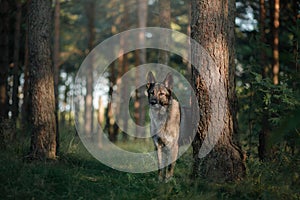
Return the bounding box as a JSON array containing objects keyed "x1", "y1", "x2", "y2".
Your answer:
[{"x1": 147, "y1": 72, "x2": 180, "y2": 182}]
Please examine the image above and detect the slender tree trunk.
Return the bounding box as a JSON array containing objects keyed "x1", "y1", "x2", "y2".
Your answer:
[
  {"x1": 53, "y1": 0, "x2": 60, "y2": 153},
  {"x1": 292, "y1": 0, "x2": 299, "y2": 73},
  {"x1": 260, "y1": 0, "x2": 268, "y2": 78},
  {"x1": 0, "y1": 0, "x2": 10, "y2": 119},
  {"x1": 28, "y1": 0, "x2": 57, "y2": 160},
  {"x1": 105, "y1": 63, "x2": 117, "y2": 142},
  {"x1": 258, "y1": 0, "x2": 271, "y2": 161},
  {"x1": 22, "y1": 0, "x2": 30, "y2": 130},
  {"x1": 271, "y1": 0, "x2": 280, "y2": 85},
  {"x1": 120, "y1": 0, "x2": 129, "y2": 141},
  {"x1": 135, "y1": 0, "x2": 148, "y2": 137},
  {"x1": 9, "y1": 0, "x2": 23, "y2": 140},
  {"x1": 97, "y1": 97, "x2": 104, "y2": 148},
  {"x1": 11, "y1": 1, "x2": 22, "y2": 122},
  {"x1": 0, "y1": 0, "x2": 10, "y2": 148},
  {"x1": 191, "y1": 0, "x2": 245, "y2": 181},
  {"x1": 84, "y1": 0, "x2": 95, "y2": 138},
  {"x1": 158, "y1": 0, "x2": 171, "y2": 66}
]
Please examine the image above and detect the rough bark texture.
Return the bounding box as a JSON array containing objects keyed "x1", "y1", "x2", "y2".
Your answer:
[
  {"x1": 191, "y1": 0, "x2": 245, "y2": 181},
  {"x1": 28, "y1": 0, "x2": 57, "y2": 160}
]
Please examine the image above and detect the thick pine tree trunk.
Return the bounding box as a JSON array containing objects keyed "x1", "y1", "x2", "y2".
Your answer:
[
  {"x1": 191, "y1": 0, "x2": 245, "y2": 181},
  {"x1": 28, "y1": 0, "x2": 57, "y2": 160}
]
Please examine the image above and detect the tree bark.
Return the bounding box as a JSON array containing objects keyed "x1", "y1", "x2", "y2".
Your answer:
[
  {"x1": 28, "y1": 0, "x2": 57, "y2": 160},
  {"x1": 258, "y1": 0, "x2": 271, "y2": 161},
  {"x1": 22, "y1": 0, "x2": 30, "y2": 130},
  {"x1": 158, "y1": 0, "x2": 171, "y2": 66},
  {"x1": 191, "y1": 0, "x2": 245, "y2": 181},
  {"x1": 292, "y1": 0, "x2": 298, "y2": 73},
  {"x1": 53, "y1": 0, "x2": 60, "y2": 153},
  {"x1": 135, "y1": 0, "x2": 148, "y2": 136},
  {"x1": 0, "y1": 0, "x2": 10, "y2": 148},
  {"x1": 0, "y1": 0, "x2": 10, "y2": 119},
  {"x1": 260, "y1": 0, "x2": 268, "y2": 78},
  {"x1": 271, "y1": 0, "x2": 280, "y2": 85},
  {"x1": 84, "y1": 0, "x2": 96, "y2": 138},
  {"x1": 11, "y1": 1, "x2": 22, "y2": 123}
]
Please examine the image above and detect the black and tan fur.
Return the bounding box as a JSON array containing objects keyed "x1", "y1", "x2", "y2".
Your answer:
[{"x1": 147, "y1": 72, "x2": 180, "y2": 182}]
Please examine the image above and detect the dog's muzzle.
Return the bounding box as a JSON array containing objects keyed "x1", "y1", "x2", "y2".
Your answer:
[{"x1": 150, "y1": 99, "x2": 158, "y2": 106}]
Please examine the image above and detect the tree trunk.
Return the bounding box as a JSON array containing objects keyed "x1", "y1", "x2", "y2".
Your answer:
[
  {"x1": 0, "y1": 0, "x2": 10, "y2": 148},
  {"x1": 84, "y1": 0, "x2": 95, "y2": 138},
  {"x1": 22, "y1": 0, "x2": 30, "y2": 130},
  {"x1": 11, "y1": 1, "x2": 22, "y2": 122},
  {"x1": 53, "y1": 0, "x2": 60, "y2": 153},
  {"x1": 271, "y1": 0, "x2": 280, "y2": 85},
  {"x1": 0, "y1": 0, "x2": 10, "y2": 119},
  {"x1": 191, "y1": 0, "x2": 245, "y2": 181},
  {"x1": 158, "y1": 0, "x2": 171, "y2": 66},
  {"x1": 135, "y1": 0, "x2": 148, "y2": 136},
  {"x1": 292, "y1": 0, "x2": 298, "y2": 73},
  {"x1": 28, "y1": 0, "x2": 57, "y2": 160},
  {"x1": 9, "y1": 0, "x2": 23, "y2": 140},
  {"x1": 105, "y1": 63, "x2": 117, "y2": 142},
  {"x1": 258, "y1": 0, "x2": 271, "y2": 161},
  {"x1": 120, "y1": 0, "x2": 129, "y2": 141},
  {"x1": 260, "y1": 0, "x2": 268, "y2": 78}
]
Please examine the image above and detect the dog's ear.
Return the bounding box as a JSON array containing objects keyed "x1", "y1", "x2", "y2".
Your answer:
[
  {"x1": 147, "y1": 71, "x2": 156, "y2": 89},
  {"x1": 163, "y1": 73, "x2": 173, "y2": 90}
]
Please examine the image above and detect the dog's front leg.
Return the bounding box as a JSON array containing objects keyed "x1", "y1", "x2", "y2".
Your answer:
[
  {"x1": 157, "y1": 146, "x2": 164, "y2": 182},
  {"x1": 165, "y1": 143, "x2": 178, "y2": 181}
]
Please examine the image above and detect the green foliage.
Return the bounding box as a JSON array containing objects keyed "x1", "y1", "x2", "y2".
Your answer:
[
  {"x1": 235, "y1": 1, "x2": 300, "y2": 157},
  {"x1": 237, "y1": 67, "x2": 300, "y2": 155}
]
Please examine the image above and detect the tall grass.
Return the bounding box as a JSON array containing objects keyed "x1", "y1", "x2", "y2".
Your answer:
[{"x1": 0, "y1": 126, "x2": 299, "y2": 199}]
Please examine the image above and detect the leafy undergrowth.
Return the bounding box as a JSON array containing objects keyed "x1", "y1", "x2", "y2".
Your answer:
[{"x1": 0, "y1": 127, "x2": 299, "y2": 199}]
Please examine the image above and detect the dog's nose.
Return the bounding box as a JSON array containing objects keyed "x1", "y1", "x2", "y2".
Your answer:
[{"x1": 150, "y1": 99, "x2": 157, "y2": 105}]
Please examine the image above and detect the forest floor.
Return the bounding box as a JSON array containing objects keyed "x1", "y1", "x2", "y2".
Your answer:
[{"x1": 0, "y1": 126, "x2": 299, "y2": 200}]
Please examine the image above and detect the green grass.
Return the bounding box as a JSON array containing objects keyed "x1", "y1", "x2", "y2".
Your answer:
[{"x1": 0, "y1": 126, "x2": 299, "y2": 200}]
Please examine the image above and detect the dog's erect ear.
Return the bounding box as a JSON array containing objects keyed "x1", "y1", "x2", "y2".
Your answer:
[
  {"x1": 163, "y1": 73, "x2": 173, "y2": 90},
  {"x1": 147, "y1": 71, "x2": 156, "y2": 89}
]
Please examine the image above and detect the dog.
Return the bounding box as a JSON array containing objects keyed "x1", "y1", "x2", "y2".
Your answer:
[{"x1": 146, "y1": 72, "x2": 180, "y2": 182}]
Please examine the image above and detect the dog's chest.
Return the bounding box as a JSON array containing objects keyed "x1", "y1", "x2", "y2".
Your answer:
[{"x1": 150, "y1": 101, "x2": 180, "y2": 147}]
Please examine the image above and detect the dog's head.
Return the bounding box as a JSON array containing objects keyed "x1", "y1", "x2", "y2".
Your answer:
[{"x1": 146, "y1": 72, "x2": 173, "y2": 109}]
